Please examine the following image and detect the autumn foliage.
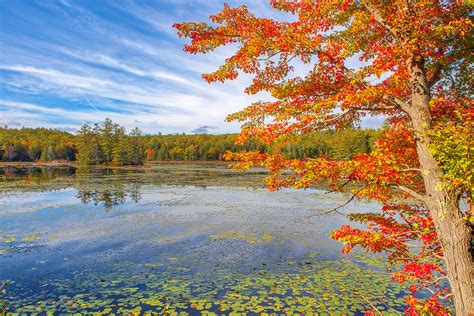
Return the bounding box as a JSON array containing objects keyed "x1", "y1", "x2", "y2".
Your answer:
[
  {"x1": 175, "y1": 1, "x2": 473, "y2": 314},
  {"x1": 0, "y1": 126, "x2": 379, "y2": 163}
]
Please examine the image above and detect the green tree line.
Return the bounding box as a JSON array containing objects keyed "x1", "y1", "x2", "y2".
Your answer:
[
  {"x1": 0, "y1": 119, "x2": 381, "y2": 165},
  {"x1": 75, "y1": 119, "x2": 145, "y2": 166}
]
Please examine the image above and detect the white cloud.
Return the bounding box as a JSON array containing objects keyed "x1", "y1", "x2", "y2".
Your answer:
[
  {"x1": 1, "y1": 0, "x2": 382, "y2": 135},
  {"x1": 1, "y1": 65, "x2": 112, "y2": 89}
]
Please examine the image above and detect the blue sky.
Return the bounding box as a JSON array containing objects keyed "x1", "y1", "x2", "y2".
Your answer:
[{"x1": 0, "y1": 0, "x2": 382, "y2": 134}]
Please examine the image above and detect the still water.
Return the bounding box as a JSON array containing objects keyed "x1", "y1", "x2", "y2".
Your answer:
[{"x1": 0, "y1": 163, "x2": 409, "y2": 315}]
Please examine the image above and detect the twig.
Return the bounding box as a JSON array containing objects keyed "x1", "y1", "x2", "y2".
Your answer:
[
  {"x1": 323, "y1": 179, "x2": 352, "y2": 194},
  {"x1": 308, "y1": 189, "x2": 362, "y2": 218},
  {"x1": 359, "y1": 294, "x2": 383, "y2": 315}
]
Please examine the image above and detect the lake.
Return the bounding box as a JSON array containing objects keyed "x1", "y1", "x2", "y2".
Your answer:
[{"x1": 0, "y1": 163, "x2": 409, "y2": 315}]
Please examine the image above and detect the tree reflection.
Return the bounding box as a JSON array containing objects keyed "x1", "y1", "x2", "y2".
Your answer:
[{"x1": 75, "y1": 181, "x2": 142, "y2": 211}]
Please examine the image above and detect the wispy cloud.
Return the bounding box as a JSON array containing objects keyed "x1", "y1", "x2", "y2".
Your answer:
[
  {"x1": 0, "y1": 0, "x2": 273, "y2": 134},
  {"x1": 0, "y1": 1, "x2": 381, "y2": 135}
]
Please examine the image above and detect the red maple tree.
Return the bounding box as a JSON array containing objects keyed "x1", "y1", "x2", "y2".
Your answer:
[{"x1": 174, "y1": 1, "x2": 473, "y2": 314}]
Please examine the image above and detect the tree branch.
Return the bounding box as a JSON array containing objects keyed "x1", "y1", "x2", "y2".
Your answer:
[
  {"x1": 360, "y1": 1, "x2": 400, "y2": 40},
  {"x1": 309, "y1": 189, "x2": 363, "y2": 218},
  {"x1": 352, "y1": 105, "x2": 398, "y2": 112},
  {"x1": 359, "y1": 294, "x2": 383, "y2": 315},
  {"x1": 393, "y1": 184, "x2": 428, "y2": 203},
  {"x1": 398, "y1": 168, "x2": 423, "y2": 173},
  {"x1": 427, "y1": 62, "x2": 443, "y2": 88},
  {"x1": 382, "y1": 95, "x2": 410, "y2": 111},
  {"x1": 341, "y1": 63, "x2": 408, "y2": 112},
  {"x1": 323, "y1": 179, "x2": 352, "y2": 194}
]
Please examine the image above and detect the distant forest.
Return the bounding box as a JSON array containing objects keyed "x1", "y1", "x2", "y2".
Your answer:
[{"x1": 0, "y1": 119, "x2": 381, "y2": 165}]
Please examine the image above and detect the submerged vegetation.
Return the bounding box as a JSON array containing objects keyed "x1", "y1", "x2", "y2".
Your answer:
[
  {"x1": 1, "y1": 166, "x2": 438, "y2": 314},
  {"x1": 3, "y1": 251, "x2": 410, "y2": 314}
]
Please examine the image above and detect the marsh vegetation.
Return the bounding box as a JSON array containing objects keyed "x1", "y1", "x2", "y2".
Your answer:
[{"x1": 0, "y1": 163, "x2": 442, "y2": 314}]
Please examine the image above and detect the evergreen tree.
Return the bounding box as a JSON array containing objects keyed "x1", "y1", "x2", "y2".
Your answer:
[
  {"x1": 128, "y1": 127, "x2": 144, "y2": 165},
  {"x1": 112, "y1": 127, "x2": 127, "y2": 166},
  {"x1": 100, "y1": 118, "x2": 115, "y2": 164},
  {"x1": 76, "y1": 124, "x2": 94, "y2": 166},
  {"x1": 91, "y1": 124, "x2": 104, "y2": 165}
]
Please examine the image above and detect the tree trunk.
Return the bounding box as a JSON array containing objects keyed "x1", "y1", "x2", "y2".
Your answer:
[
  {"x1": 408, "y1": 56, "x2": 474, "y2": 315},
  {"x1": 415, "y1": 131, "x2": 474, "y2": 315}
]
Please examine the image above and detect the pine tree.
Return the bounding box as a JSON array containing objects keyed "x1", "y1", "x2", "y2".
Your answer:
[
  {"x1": 91, "y1": 124, "x2": 104, "y2": 165},
  {"x1": 100, "y1": 118, "x2": 115, "y2": 164},
  {"x1": 112, "y1": 127, "x2": 127, "y2": 166},
  {"x1": 128, "y1": 127, "x2": 144, "y2": 165},
  {"x1": 76, "y1": 124, "x2": 93, "y2": 166}
]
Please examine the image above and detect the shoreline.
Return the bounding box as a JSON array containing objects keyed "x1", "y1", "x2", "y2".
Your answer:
[{"x1": 0, "y1": 160, "x2": 237, "y2": 169}]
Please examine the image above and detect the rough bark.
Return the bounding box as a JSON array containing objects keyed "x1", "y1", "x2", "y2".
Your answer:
[{"x1": 407, "y1": 56, "x2": 474, "y2": 315}]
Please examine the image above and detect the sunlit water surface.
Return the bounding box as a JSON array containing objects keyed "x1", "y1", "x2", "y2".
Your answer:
[{"x1": 0, "y1": 164, "x2": 411, "y2": 314}]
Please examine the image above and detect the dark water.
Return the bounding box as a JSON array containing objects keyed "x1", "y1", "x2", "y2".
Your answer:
[{"x1": 0, "y1": 164, "x2": 410, "y2": 314}]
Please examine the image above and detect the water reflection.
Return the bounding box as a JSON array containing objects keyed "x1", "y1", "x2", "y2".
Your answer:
[
  {"x1": 75, "y1": 182, "x2": 142, "y2": 211},
  {"x1": 0, "y1": 163, "x2": 266, "y2": 211},
  {"x1": 0, "y1": 164, "x2": 425, "y2": 314},
  {"x1": 0, "y1": 165, "x2": 75, "y2": 182}
]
